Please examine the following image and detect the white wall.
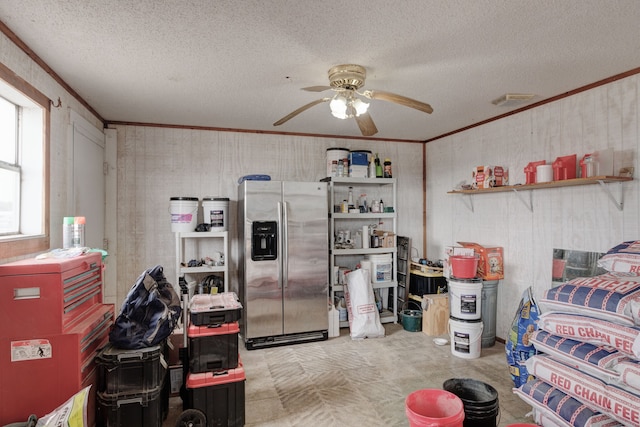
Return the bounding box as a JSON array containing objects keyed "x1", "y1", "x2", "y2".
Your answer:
[
  {"x1": 426, "y1": 74, "x2": 639, "y2": 341},
  {"x1": 111, "y1": 125, "x2": 425, "y2": 305},
  {"x1": 0, "y1": 32, "x2": 105, "y2": 263}
]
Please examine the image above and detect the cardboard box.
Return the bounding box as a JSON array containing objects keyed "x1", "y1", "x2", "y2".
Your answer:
[
  {"x1": 169, "y1": 364, "x2": 183, "y2": 396},
  {"x1": 422, "y1": 293, "x2": 449, "y2": 336},
  {"x1": 457, "y1": 242, "x2": 504, "y2": 280},
  {"x1": 472, "y1": 165, "x2": 493, "y2": 189},
  {"x1": 493, "y1": 166, "x2": 509, "y2": 186},
  {"x1": 374, "y1": 230, "x2": 396, "y2": 248},
  {"x1": 348, "y1": 165, "x2": 368, "y2": 178},
  {"x1": 473, "y1": 165, "x2": 508, "y2": 188}
]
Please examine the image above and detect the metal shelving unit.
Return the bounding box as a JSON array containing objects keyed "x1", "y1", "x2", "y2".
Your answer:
[
  {"x1": 175, "y1": 231, "x2": 229, "y2": 294},
  {"x1": 324, "y1": 177, "x2": 397, "y2": 327}
]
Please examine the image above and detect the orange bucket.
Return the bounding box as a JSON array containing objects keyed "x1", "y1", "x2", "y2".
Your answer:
[
  {"x1": 405, "y1": 389, "x2": 465, "y2": 427},
  {"x1": 449, "y1": 256, "x2": 478, "y2": 279}
]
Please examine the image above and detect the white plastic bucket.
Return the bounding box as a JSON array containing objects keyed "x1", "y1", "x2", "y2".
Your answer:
[
  {"x1": 449, "y1": 317, "x2": 483, "y2": 359},
  {"x1": 326, "y1": 147, "x2": 349, "y2": 176},
  {"x1": 202, "y1": 197, "x2": 229, "y2": 231},
  {"x1": 170, "y1": 197, "x2": 198, "y2": 232},
  {"x1": 366, "y1": 254, "x2": 393, "y2": 283},
  {"x1": 360, "y1": 259, "x2": 372, "y2": 282},
  {"x1": 448, "y1": 278, "x2": 483, "y2": 320}
]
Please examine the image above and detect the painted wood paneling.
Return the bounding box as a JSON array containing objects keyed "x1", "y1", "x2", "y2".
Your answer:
[
  {"x1": 113, "y1": 129, "x2": 425, "y2": 304},
  {"x1": 426, "y1": 73, "x2": 640, "y2": 341}
]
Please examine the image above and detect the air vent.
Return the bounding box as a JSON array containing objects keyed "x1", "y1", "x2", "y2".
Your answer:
[{"x1": 491, "y1": 93, "x2": 536, "y2": 107}]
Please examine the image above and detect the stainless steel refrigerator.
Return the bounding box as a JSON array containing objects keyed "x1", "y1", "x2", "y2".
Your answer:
[{"x1": 237, "y1": 180, "x2": 329, "y2": 349}]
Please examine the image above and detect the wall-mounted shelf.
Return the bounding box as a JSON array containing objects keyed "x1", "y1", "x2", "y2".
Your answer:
[{"x1": 447, "y1": 176, "x2": 633, "y2": 212}]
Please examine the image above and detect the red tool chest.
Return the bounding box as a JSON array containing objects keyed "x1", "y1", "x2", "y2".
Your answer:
[
  {"x1": 0, "y1": 253, "x2": 113, "y2": 426},
  {"x1": 0, "y1": 252, "x2": 104, "y2": 336}
]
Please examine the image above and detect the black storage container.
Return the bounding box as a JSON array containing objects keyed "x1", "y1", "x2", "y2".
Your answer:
[
  {"x1": 184, "y1": 363, "x2": 245, "y2": 427},
  {"x1": 96, "y1": 380, "x2": 168, "y2": 427},
  {"x1": 409, "y1": 270, "x2": 447, "y2": 296},
  {"x1": 96, "y1": 342, "x2": 166, "y2": 395},
  {"x1": 188, "y1": 321, "x2": 239, "y2": 373},
  {"x1": 190, "y1": 293, "x2": 242, "y2": 326}
]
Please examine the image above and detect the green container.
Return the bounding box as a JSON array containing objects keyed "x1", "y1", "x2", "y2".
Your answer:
[{"x1": 400, "y1": 309, "x2": 422, "y2": 332}]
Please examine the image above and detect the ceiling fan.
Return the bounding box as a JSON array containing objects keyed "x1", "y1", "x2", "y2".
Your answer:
[{"x1": 273, "y1": 64, "x2": 433, "y2": 136}]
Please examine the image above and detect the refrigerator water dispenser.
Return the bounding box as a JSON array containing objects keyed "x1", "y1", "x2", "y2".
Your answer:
[{"x1": 251, "y1": 221, "x2": 277, "y2": 261}]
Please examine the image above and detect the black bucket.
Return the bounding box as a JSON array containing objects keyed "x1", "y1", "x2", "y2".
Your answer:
[{"x1": 443, "y1": 378, "x2": 499, "y2": 427}]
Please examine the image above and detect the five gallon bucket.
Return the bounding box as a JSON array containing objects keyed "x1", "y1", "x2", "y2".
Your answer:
[
  {"x1": 202, "y1": 197, "x2": 229, "y2": 232},
  {"x1": 405, "y1": 389, "x2": 465, "y2": 427},
  {"x1": 443, "y1": 378, "x2": 499, "y2": 427},
  {"x1": 449, "y1": 317, "x2": 483, "y2": 359},
  {"x1": 480, "y1": 280, "x2": 498, "y2": 347},
  {"x1": 366, "y1": 253, "x2": 393, "y2": 283},
  {"x1": 449, "y1": 256, "x2": 478, "y2": 279},
  {"x1": 448, "y1": 278, "x2": 482, "y2": 320},
  {"x1": 170, "y1": 197, "x2": 199, "y2": 232}
]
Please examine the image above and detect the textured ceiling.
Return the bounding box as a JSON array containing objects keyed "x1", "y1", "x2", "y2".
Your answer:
[{"x1": 1, "y1": 0, "x2": 639, "y2": 141}]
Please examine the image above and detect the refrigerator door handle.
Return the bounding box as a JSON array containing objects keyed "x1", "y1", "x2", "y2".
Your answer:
[
  {"x1": 282, "y1": 201, "x2": 289, "y2": 288},
  {"x1": 277, "y1": 202, "x2": 284, "y2": 289}
]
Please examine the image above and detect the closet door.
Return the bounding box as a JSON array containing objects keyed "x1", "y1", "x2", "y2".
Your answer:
[{"x1": 71, "y1": 110, "x2": 105, "y2": 249}]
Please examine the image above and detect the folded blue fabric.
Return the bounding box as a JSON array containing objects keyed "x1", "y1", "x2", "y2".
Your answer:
[{"x1": 238, "y1": 174, "x2": 271, "y2": 184}]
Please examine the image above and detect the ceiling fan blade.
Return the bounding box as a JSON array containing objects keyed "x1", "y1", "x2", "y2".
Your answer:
[
  {"x1": 362, "y1": 90, "x2": 433, "y2": 114},
  {"x1": 302, "y1": 85, "x2": 333, "y2": 92},
  {"x1": 273, "y1": 98, "x2": 331, "y2": 126},
  {"x1": 355, "y1": 113, "x2": 378, "y2": 136}
]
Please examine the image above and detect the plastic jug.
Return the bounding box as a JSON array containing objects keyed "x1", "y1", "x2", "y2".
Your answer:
[
  {"x1": 524, "y1": 160, "x2": 546, "y2": 184},
  {"x1": 580, "y1": 153, "x2": 594, "y2": 178},
  {"x1": 552, "y1": 154, "x2": 577, "y2": 181}
]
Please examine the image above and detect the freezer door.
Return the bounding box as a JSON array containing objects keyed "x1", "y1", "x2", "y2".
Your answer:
[
  {"x1": 240, "y1": 180, "x2": 283, "y2": 339},
  {"x1": 282, "y1": 181, "x2": 329, "y2": 334}
]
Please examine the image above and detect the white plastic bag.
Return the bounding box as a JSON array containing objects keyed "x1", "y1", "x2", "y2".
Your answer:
[{"x1": 345, "y1": 269, "x2": 385, "y2": 339}]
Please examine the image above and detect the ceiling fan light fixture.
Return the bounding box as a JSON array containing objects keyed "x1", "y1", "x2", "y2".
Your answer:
[
  {"x1": 330, "y1": 95, "x2": 348, "y2": 119},
  {"x1": 352, "y1": 98, "x2": 369, "y2": 116}
]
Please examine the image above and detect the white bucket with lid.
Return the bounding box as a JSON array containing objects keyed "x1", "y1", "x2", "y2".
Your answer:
[
  {"x1": 202, "y1": 197, "x2": 229, "y2": 232},
  {"x1": 449, "y1": 317, "x2": 483, "y2": 359},
  {"x1": 170, "y1": 197, "x2": 199, "y2": 232},
  {"x1": 448, "y1": 278, "x2": 482, "y2": 320},
  {"x1": 326, "y1": 147, "x2": 349, "y2": 176},
  {"x1": 366, "y1": 253, "x2": 392, "y2": 283}
]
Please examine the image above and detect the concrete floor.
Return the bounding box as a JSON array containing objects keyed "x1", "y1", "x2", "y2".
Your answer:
[{"x1": 163, "y1": 323, "x2": 533, "y2": 426}]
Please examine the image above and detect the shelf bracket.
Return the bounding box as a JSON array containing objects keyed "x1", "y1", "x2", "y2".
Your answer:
[
  {"x1": 597, "y1": 180, "x2": 624, "y2": 211},
  {"x1": 460, "y1": 194, "x2": 474, "y2": 212},
  {"x1": 512, "y1": 188, "x2": 533, "y2": 212}
]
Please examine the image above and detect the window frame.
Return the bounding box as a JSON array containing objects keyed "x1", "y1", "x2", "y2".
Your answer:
[{"x1": 0, "y1": 62, "x2": 50, "y2": 259}]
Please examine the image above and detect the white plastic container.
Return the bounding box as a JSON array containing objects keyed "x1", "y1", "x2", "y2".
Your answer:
[
  {"x1": 169, "y1": 197, "x2": 199, "y2": 232},
  {"x1": 366, "y1": 253, "x2": 392, "y2": 283},
  {"x1": 536, "y1": 164, "x2": 553, "y2": 183},
  {"x1": 448, "y1": 278, "x2": 483, "y2": 320},
  {"x1": 202, "y1": 197, "x2": 229, "y2": 231},
  {"x1": 328, "y1": 303, "x2": 340, "y2": 338},
  {"x1": 449, "y1": 317, "x2": 483, "y2": 359}
]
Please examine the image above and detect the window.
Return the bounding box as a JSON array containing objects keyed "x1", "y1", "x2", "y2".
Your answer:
[{"x1": 0, "y1": 62, "x2": 50, "y2": 259}]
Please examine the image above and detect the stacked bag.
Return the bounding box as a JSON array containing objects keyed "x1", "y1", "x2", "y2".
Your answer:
[
  {"x1": 97, "y1": 265, "x2": 181, "y2": 427},
  {"x1": 513, "y1": 242, "x2": 640, "y2": 426}
]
